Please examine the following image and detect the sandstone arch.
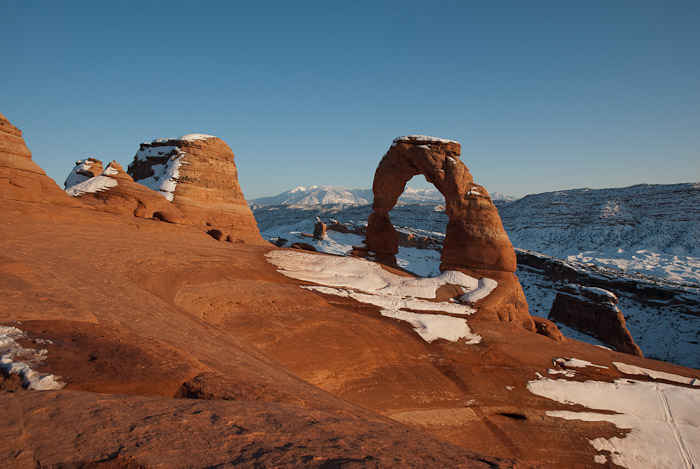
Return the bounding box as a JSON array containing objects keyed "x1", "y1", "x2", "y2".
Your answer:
[{"x1": 366, "y1": 135, "x2": 533, "y2": 328}]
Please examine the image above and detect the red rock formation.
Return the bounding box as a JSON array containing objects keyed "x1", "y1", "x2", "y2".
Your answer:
[
  {"x1": 128, "y1": 135, "x2": 263, "y2": 243},
  {"x1": 313, "y1": 217, "x2": 327, "y2": 240},
  {"x1": 0, "y1": 112, "x2": 78, "y2": 206},
  {"x1": 366, "y1": 135, "x2": 532, "y2": 329},
  {"x1": 532, "y1": 316, "x2": 565, "y2": 341},
  {"x1": 65, "y1": 160, "x2": 187, "y2": 223},
  {"x1": 549, "y1": 284, "x2": 643, "y2": 356},
  {"x1": 64, "y1": 158, "x2": 104, "y2": 189}
]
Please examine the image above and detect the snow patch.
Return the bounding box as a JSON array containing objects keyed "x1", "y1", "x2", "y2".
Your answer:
[
  {"x1": 179, "y1": 133, "x2": 216, "y2": 141},
  {"x1": 135, "y1": 145, "x2": 179, "y2": 162},
  {"x1": 65, "y1": 175, "x2": 118, "y2": 197},
  {"x1": 393, "y1": 135, "x2": 459, "y2": 145},
  {"x1": 267, "y1": 251, "x2": 485, "y2": 344},
  {"x1": 459, "y1": 278, "x2": 497, "y2": 304},
  {"x1": 0, "y1": 326, "x2": 64, "y2": 390},
  {"x1": 554, "y1": 357, "x2": 609, "y2": 369},
  {"x1": 135, "y1": 151, "x2": 185, "y2": 201},
  {"x1": 614, "y1": 362, "x2": 700, "y2": 387},
  {"x1": 528, "y1": 374, "x2": 700, "y2": 468},
  {"x1": 380, "y1": 310, "x2": 480, "y2": 344},
  {"x1": 102, "y1": 164, "x2": 119, "y2": 176},
  {"x1": 64, "y1": 159, "x2": 96, "y2": 189}
]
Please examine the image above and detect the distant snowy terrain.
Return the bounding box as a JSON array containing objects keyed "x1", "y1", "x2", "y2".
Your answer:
[
  {"x1": 251, "y1": 185, "x2": 518, "y2": 207},
  {"x1": 499, "y1": 183, "x2": 700, "y2": 284},
  {"x1": 252, "y1": 182, "x2": 700, "y2": 369}
]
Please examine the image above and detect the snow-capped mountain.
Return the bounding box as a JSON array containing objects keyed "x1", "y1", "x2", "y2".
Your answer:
[
  {"x1": 251, "y1": 186, "x2": 373, "y2": 206},
  {"x1": 251, "y1": 185, "x2": 517, "y2": 206}
]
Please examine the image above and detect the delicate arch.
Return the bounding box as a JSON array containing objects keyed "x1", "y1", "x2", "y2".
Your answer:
[{"x1": 365, "y1": 135, "x2": 517, "y2": 274}]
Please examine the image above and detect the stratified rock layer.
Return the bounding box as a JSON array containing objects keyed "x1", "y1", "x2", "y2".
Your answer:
[
  {"x1": 66, "y1": 160, "x2": 187, "y2": 223},
  {"x1": 0, "y1": 112, "x2": 77, "y2": 206},
  {"x1": 366, "y1": 135, "x2": 532, "y2": 328},
  {"x1": 549, "y1": 284, "x2": 643, "y2": 356},
  {"x1": 128, "y1": 135, "x2": 263, "y2": 243}
]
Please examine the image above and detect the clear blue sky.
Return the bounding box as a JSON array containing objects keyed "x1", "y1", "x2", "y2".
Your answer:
[{"x1": 2, "y1": 1, "x2": 698, "y2": 199}]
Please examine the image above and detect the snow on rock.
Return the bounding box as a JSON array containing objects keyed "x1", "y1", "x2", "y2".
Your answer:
[
  {"x1": 393, "y1": 135, "x2": 460, "y2": 145},
  {"x1": 553, "y1": 357, "x2": 608, "y2": 369},
  {"x1": 179, "y1": 133, "x2": 217, "y2": 142},
  {"x1": 266, "y1": 251, "x2": 485, "y2": 344},
  {"x1": 614, "y1": 362, "x2": 700, "y2": 387},
  {"x1": 132, "y1": 148, "x2": 185, "y2": 202},
  {"x1": 380, "y1": 310, "x2": 480, "y2": 344},
  {"x1": 135, "y1": 145, "x2": 180, "y2": 162},
  {"x1": 64, "y1": 158, "x2": 101, "y2": 189},
  {"x1": 459, "y1": 278, "x2": 498, "y2": 304},
  {"x1": 65, "y1": 174, "x2": 118, "y2": 197},
  {"x1": 0, "y1": 326, "x2": 64, "y2": 390},
  {"x1": 266, "y1": 250, "x2": 493, "y2": 301},
  {"x1": 527, "y1": 372, "x2": 700, "y2": 468}
]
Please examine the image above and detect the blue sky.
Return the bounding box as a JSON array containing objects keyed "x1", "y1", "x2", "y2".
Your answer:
[{"x1": 2, "y1": 1, "x2": 698, "y2": 199}]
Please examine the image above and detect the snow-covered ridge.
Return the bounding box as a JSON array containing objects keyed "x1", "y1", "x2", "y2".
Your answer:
[
  {"x1": 499, "y1": 182, "x2": 700, "y2": 282},
  {"x1": 0, "y1": 325, "x2": 64, "y2": 390}
]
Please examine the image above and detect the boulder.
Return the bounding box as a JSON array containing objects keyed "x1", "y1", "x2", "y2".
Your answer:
[
  {"x1": 549, "y1": 284, "x2": 643, "y2": 356},
  {"x1": 365, "y1": 135, "x2": 532, "y2": 329},
  {"x1": 0, "y1": 112, "x2": 78, "y2": 206},
  {"x1": 65, "y1": 160, "x2": 186, "y2": 223},
  {"x1": 127, "y1": 135, "x2": 263, "y2": 244}
]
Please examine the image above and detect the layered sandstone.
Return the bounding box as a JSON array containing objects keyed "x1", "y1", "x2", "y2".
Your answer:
[
  {"x1": 65, "y1": 160, "x2": 187, "y2": 223},
  {"x1": 128, "y1": 135, "x2": 263, "y2": 243},
  {"x1": 365, "y1": 135, "x2": 532, "y2": 328},
  {"x1": 549, "y1": 284, "x2": 643, "y2": 356},
  {"x1": 0, "y1": 112, "x2": 78, "y2": 206}
]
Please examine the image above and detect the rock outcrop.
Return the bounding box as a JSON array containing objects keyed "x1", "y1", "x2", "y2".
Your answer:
[
  {"x1": 549, "y1": 284, "x2": 643, "y2": 356},
  {"x1": 365, "y1": 135, "x2": 532, "y2": 329},
  {"x1": 65, "y1": 160, "x2": 186, "y2": 223},
  {"x1": 367, "y1": 135, "x2": 535, "y2": 331},
  {"x1": 128, "y1": 135, "x2": 263, "y2": 243},
  {"x1": 64, "y1": 158, "x2": 104, "y2": 189},
  {"x1": 0, "y1": 112, "x2": 78, "y2": 206}
]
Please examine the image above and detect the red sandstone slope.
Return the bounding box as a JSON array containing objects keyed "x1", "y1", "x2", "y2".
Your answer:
[{"x1": 1, "y1": 113, "x2": 699, "y2": 468}]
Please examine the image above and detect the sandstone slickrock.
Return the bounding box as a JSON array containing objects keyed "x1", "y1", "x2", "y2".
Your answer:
[
  {"x1": 0, "y1": 112, "x2": 78, "y2": 206},
  {"x1": 128, "y1": 135, "x2": 264, "y2": 243},
  {"x1": 549, "y1": 284, "x2": 643, "y2": 356},
  {"x1": 65, "y1": 160, "x2": 187, "y2": 223},
  {"x1": 366, "y1": 135, "x2": 533, "y2": 329}
]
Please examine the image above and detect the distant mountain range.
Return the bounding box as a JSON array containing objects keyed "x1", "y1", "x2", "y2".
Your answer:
[{"x1": 250, "y1": 185, "x2": 516, "y2": 206}]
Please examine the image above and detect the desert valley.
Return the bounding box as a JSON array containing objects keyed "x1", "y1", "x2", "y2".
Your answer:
[{"x1": 1, "y1": 110, "x2": 699, "y2": 468}]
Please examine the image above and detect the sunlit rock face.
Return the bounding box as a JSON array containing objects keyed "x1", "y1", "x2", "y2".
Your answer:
[
  {"x1": 64, "y1": 160, "x2": 187, "y2": 223},
  {"x1": 128, "y1": 134, "x2": 264, "y2": 243},
  {"x1": 0, "y1": 112, "x2": 78, "y2": 206},
  {"x1": 366, "y1": 135, "x2": 533, "y2": 329}
]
